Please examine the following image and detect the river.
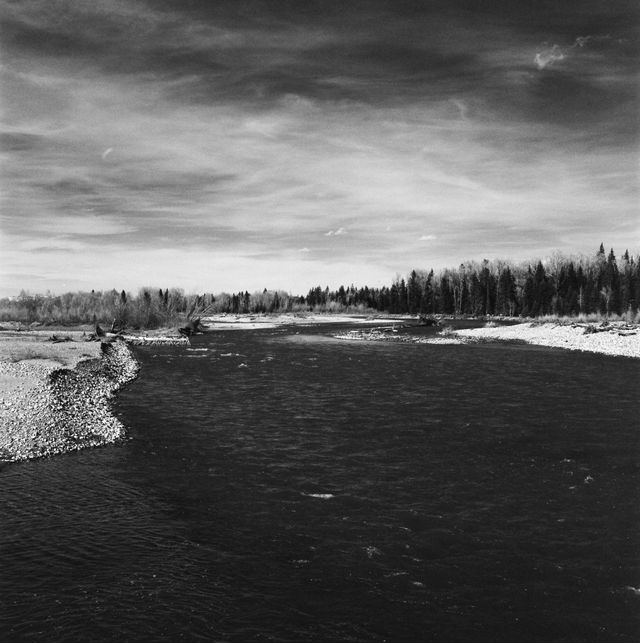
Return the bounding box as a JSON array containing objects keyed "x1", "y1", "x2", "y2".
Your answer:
[{"x1": 1, "y1": 322, "x2": 639, "y2": 640}]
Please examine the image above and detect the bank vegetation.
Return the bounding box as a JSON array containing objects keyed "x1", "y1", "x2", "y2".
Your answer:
[{"x1": 2, "y1": 244, "x2": 638, "y2": 328}]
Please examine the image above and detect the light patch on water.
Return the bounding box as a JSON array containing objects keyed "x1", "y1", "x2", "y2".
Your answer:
[
  {"x1": 302, "y1": 493, "x2": 335, "y2": 499},
  {"x1": 333, "y1": 329, "x2": 465, "y2": 345},
  {"x1": 385, "y1": 571, "x2": 409, "y2": 578}
]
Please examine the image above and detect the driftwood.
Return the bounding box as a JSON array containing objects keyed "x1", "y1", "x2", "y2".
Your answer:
[
  {"x1": 48, "y1": 334, "x2": 73, "y2": 343},
  {"x1": 418, "y1": 315, "x2": 439, "y2": 327},
  {"x1": 178, "y1": 317, "x2": 208, "y2": 337},
  {"x1": 84, "y1": 323, "x2": 106, "y2": 342},
  {"x1": 121, "y1": 335, "x2": 190, "y2": 346},
  {"x1": 110, "y1": 318, "x2": 126, "y2": 334},
  {"x1": 583, "y1": 323, "x2": 638, "y2": 337}
]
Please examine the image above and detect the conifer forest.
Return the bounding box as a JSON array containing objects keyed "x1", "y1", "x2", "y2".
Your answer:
[{"x1": 2, "y1": 245, "x2": 639, "y2": 327}]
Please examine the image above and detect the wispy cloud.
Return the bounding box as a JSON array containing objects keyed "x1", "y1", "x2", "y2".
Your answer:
[
  {"x1": 534, "y1": 45, "x2": 565, "y2": 70},
  {"x1": 0, "y1": 1, "x2": 637, "y2": 295},
  {"x1": 534, "y1": 34, "x2": 615, "y2": 70}
]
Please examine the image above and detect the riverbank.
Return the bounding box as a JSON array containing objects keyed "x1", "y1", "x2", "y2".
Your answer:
[
  {"x1": 334, "y1": 320, "x2": 640, "y2": 359},
  {"x1": 201, "y1": 312, "x2": 404, "y2": 330},
  {"x1": 453, "y1": 321, "x2": 640, "y2": 359},
  {"x1": 0, "y1": 332, "x2": 139, "y2": 462}
]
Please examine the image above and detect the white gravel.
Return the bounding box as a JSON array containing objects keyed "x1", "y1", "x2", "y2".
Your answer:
[
  {"x1": 453, "y1": 322, "x2": 640, "y2": 359},
  {"x1": 334, "y1": 321, "x2": 639, "y2": 358},
  {"x1": 203, "y1": 313, "x2": 405, "y2": 330},
  {"x1": 0, "y1": 340, "x2": 139, "y2": 462}
]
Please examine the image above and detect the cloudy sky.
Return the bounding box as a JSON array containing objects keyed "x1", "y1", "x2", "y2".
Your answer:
[{"x1": 0, "y1": 0, "x2": 638, "y2": 296}]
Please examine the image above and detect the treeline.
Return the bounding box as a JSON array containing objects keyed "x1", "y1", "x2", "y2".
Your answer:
[
  {"x1": 305, "y1": 245, "x2": 639, "y2": 319},
  {"x1": 1, "y1": 245, "x2": 638, "y2": 327},
  {"x1": 0, "y1": 286, "x2": 311, "y2": 328},
  {"x1": 0, "y1": 288, "x2": 193, "y2": 328},
  {"x1": 185, "y1": 245, "x2": 639, "y2": 319}
]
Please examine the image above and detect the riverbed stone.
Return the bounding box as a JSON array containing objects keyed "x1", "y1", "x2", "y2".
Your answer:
[{"x1": 0, "y1": 339, "x2": 139, "y2": 462}]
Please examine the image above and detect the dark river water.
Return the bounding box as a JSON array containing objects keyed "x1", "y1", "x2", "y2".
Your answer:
[{"x1": 2, "y1": 322, "x2": 639, "y2": 641}]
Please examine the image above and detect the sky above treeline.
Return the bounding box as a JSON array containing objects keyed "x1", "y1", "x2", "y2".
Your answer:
[{"x1": 0, "y1": 0, "x2": 638, "y2": 296}]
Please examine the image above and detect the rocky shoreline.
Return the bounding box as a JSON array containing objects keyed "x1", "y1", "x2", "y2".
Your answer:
[
  {"x1": 0, "y1": 339, "x2": 139, "y2": 462},
  {"x1": 453, "y1": 321, "x2": 640, "y2": 359},
  {"x1": 335, "y1": 321, "x2": 640, "y2": 359}
]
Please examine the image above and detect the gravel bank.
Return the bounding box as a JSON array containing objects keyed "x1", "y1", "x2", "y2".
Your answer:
[
  {"x1": 0, "y1": 339, "x2": 139, "y2": 462},
  {"x1": 203, "y1": 313, "x2": 407, "y2": 330},
  {"x1": 334, "y1": 322, "x2": 640, "y2": 358},
  {"x1": 453, "y1": 322, "x2": 640, "y2": 359},
  {"x1": 334, "y1": 327, "x2": 462, "y2": 344}
]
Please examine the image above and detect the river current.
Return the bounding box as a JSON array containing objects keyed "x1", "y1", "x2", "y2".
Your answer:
[{"x1": 1, "y1": 322, "x2": 639, "y2": 641}]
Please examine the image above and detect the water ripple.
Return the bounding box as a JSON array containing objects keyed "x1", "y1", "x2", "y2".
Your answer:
[{"x1": 2, "y1": 325, "x2": 639, "y2": 640}]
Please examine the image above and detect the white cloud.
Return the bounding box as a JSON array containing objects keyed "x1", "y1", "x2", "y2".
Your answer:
[
  {"x1": 534, "y1": 44, "x2": 565, "y2": 70},
  {"x1": 534, "y1": 35, "x2": 612, "y2": 70},
  {"x1": 1, "y1": 17, "x2": 636, "y2": 297}
]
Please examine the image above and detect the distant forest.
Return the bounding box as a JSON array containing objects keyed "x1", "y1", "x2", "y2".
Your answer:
[{"x1": 1, "y1": 244, "x2": 638, "y2": 327}]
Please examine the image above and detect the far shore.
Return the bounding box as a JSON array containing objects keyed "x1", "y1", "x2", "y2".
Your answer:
[
  {"x1": 451, "y1": 321, "x2": 640, "y2": 359},
  {"x1": 199, "y1": 312, "x2": 407, "y2": 330},
  {"x1": 334, "y1": 318, "x2": 640, "y2": 359}
]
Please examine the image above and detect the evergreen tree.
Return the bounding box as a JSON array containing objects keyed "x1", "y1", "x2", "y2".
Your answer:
[
  {"x1": 398, "y1": 279, "x2": 408, "y2": 313},
  {"x1": 479, "y1": 260, "x2": 495, "y2": 315},
  {"x1": 420, "y1": 270, "x2": 434, "y2": 314},
  {"x1": 496, "y1": 267, "x2": 516, "y2": 316},
  {"x1": 522, "y1": 267, "x2": 535, "y2": 316},
  {"x1": 603, "y1": 249, "x2": 620, "y2": 315},
  {"x1": 532, "y1": 261, "x2": 551, "y2": 315},
  {"x1": 407, "y1": 270, "x2": 421, "y2": 314},
  {"x1": 389, "y1": 282, "x2": 400, "y2": 313},
  {"x1": 438, "y1": 275, "x2": 455, "y2": 314}
]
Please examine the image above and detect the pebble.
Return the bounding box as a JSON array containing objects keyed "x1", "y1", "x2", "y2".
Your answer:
[
  {"x1": 454, "y1": 322, "x2": 640, "y2": 359},
  {"x1": 0, "y1": 340, "x2": 139, "y2": 462},
  {"x1": 336, "y1": 322, "x2": 640, "y2": 359}
]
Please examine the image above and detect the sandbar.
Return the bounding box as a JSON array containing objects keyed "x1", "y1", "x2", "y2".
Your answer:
[{"x1": 0, "y1": 330, "x2": 138, "y2": 462}]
